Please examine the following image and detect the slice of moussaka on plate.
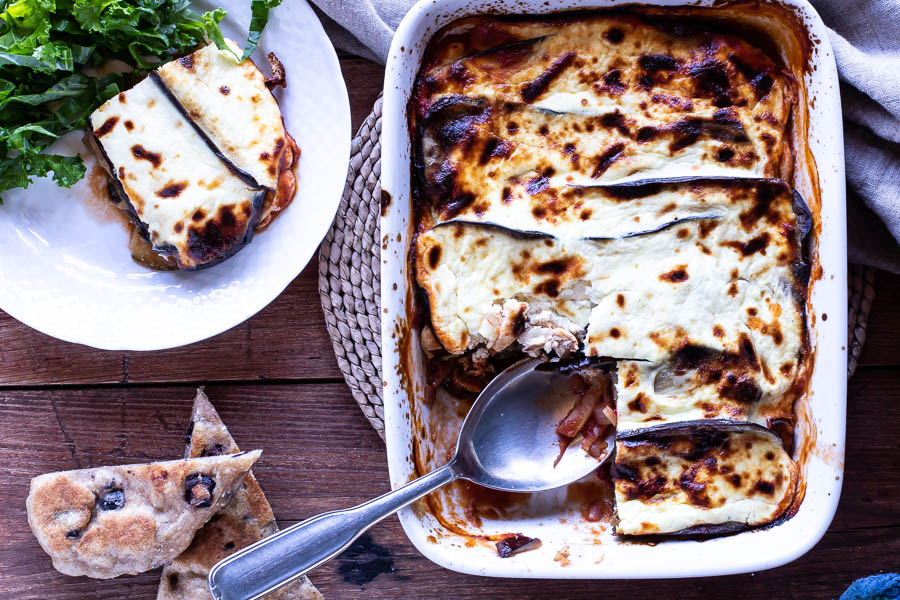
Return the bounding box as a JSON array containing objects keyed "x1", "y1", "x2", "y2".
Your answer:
[
  {"x1": 410, "y1": 11, "x2": 809, "y2": 538},
  {"x1": 87, "y1": 40, "x2": 299, "y2": 270}
]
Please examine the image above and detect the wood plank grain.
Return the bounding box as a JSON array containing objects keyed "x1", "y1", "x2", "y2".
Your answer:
[
  {"x1": 0, "y1": 263, "x2": 342, "y2": 386},
  {"x1": 1, "y1": 370, "x2": 896, "y2": 598}
]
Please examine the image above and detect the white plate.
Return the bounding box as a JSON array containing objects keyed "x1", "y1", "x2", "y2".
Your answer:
[
  {"x1": 381, "y1": 0, "x2": 847, "y2": 579},
  {"x1": 0, "y1": 0, "x2": 350, "y2": 351}
]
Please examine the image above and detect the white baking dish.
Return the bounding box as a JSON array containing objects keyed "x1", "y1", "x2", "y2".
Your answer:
[{"x1": 380, "y1": 0, "x2": 846, "y2": 578}]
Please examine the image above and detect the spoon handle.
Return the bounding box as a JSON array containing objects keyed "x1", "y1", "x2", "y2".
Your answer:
[{"x1": 207, "y1": 462, "x2": 459, "y2": 600}]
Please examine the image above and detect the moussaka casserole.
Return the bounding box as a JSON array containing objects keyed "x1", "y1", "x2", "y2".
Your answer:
[{"x1": 411, "y1": 12, "x2": 810, "y2": 537}]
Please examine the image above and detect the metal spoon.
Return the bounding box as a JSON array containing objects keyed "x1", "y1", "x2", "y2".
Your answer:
[{"x1": 208, "y1": 358, "x2": 614, "y2": 600}]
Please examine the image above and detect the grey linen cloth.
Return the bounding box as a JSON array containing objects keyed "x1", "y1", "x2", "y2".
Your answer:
[{"x1": 311, "y1": 0, "x2": 900, "y2": 272}]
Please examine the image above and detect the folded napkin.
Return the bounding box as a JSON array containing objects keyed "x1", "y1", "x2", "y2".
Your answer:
[
  {"x1": 311, "y1": 0, "x2": 900, "y2": 272},
  {"x1": 840, "y1": 573, "x2": 900, "y2": 600}
]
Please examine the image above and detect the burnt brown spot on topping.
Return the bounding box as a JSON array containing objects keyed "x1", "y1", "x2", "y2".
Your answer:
[
  {"x1": 636, "y1": 126, "x2": 658, "y2": 142},
  {"x1": 620, "y1": 471, "x2": 667, "y2": 502},
  {"x1": 688, "y1": 59, "x2": 732, "y2": 107},
  {"x1": 729, "y1": 474, "x2": 742, "y2": 488},
  {"x1": 628, "y1": 393, "x2": 647, "y2": 413},
  {"x1": 131, "y1": 145, "x2": 162, "y2": 168},
  {"x1": 602, "y1": 69, "x2": 623, "y2": 88},
  {"x1": 521, "y1": 52, "x2": 576, "y2": 103},
  {"x1": 679, "y1": 465, "x2": 711, "y2": 507},
  {"x1": 716, "y1": 147, "x2": 735, "y2": 162},
  {"x1": 538, "y1": 124, "x2": 549, "y2": 136},
  {"x1": 479, "y1": 137, "x2": 513, "y2": 165},
  {"x1": 765, "y1": 451, "x2": 776, "y2": 460},
  {"x1": 532, "y1": 206, "x2": 546, "y2": 219},
  {"x1": 780, "y1": 361, "x2": 794, "y2": 376},
  {"x1": 118, "y1": 166, "x2": 125, "y2": 179},
  {"x1": 579, "y1": 208, "x2": 592, "y2": 221},
  {"x1": 738, "y1": 333, "x2": 759, "y2": 368},
  {"x1": 616, "y1": 293, "x2": 625, "y2": 308},
  {"x1": 676, "y1": 228, "x2": 689, "y2": 239},
  {"x1": 157, "y1": 181, "x2": 187, "y2": 198},
  {"x1": 94, "y1": 117, "x2": 118, "y2": 138},
  {"x1": 723, "y1": 232, "x2": 771, "y2": 256},
  {"x1": 698, "y1": 220, "x2": 718, "y2": 239},
  {"x1": 660, "y1": 265, "x2": 689, "y2": 283},
  {"x1": 186, "y1": 204, "x2": 247, "y2": 264},
  {"x1": 174, "y1": 222, "x2": 184, "y2": 234},
  {"x1": 747, "y1": 307, "x2": 758, "y2": 316},
  {"x1": 754, "y1": 480, "x2": 775, "y2": 496},
  {"x1": 639, "y1": 54, "x2": 677, "y2": 71},
  {"x1": 533, "y1": 279, "x2": 560, "y2": 298},
  {"x1": 427, "y1": 245, "x2": 441, "y2": 269},
  {"x1": 123, "y1": 120, "x2": 134, "y2": 131},
  {"x1": 591, "y1": 143, "x2": 626, "y2": 178},
  {"x1": 609, "y1": 328, "x2": 621, "y2": 339},
  {"x1": 449, "y1": 62, "x2": 468, "y2": 82},
  {"x1": 501, "y1": 187, "x2": 512, "y2": 204},
  {"x1": 713, "y1": 325, "x2": 724, "y2": 337},
  {"x1": 535, "y1": 258, "x2": 575, "y2": 275},
  {"x1": 192, "y1": 209, "x2": 206, "y2": 222},
  {"x1": 599, "y1": 111, "x2": 630, "y2": 136},
  {"x1": 118, "y1": 93, "x2": 126, "y2": 103},
  {"x1": 740, "y1": 182, "x2": 782, "y2": 230},
  {"x1": 506, "y1": 122, "x2": 518, "y2": 134},
  {"x1": 178, "y1": 54, "x2": 194, "y2": 70},
  {"x1": 728, "y1": 282, "x2": 739, "y2": 297},
  {"x1": 605, "y1": 28, "x2": 624, "y2": 43},
  {"x1": 219, "y1": 85, "x2": 230, "y2": 95}
]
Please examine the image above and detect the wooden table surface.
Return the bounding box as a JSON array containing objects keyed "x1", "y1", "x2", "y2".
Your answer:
[{"x1": 2, "y1": 56, "x2": 898, "y2": 600}]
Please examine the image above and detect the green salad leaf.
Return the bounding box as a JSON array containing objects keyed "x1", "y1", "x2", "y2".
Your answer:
[
  {"x1": 241, "y1": 0, "x2": 280, "y2": 61},
  {"x1": 0, "y1": 0, "x2": 281, "y2": 202}
]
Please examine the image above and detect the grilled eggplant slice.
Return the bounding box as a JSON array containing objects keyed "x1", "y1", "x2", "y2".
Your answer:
[{"x1": 612, "y1": 421, "x2": 797, "y2": 536}]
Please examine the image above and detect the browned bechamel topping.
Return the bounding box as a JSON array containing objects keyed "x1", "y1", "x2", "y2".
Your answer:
[{"x1": 130, "y1": 145, "x2": 162, "y2": 168}]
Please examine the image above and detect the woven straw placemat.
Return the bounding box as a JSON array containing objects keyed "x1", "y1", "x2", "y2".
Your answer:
[{"x1": 318, "y1": 98, "x2": 877, "y2": 437}]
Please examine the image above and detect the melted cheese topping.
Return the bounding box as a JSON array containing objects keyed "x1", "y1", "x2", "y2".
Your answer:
[
  {"x1": 414, "y1": 14, "x2": 793, "y2": 226},
  {"x1": 613, "y1": 426, "x2": 797, "y2": 535},
  {"x1": 90, "y1": 75, "x2": 264, "y2": 270},
  {"x1": 156, "y1": 40, "x2": 288, "y2": 192}
]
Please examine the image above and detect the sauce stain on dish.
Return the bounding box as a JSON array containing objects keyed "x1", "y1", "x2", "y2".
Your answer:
[{"x1": 80, "y1": 163, "x2": 133, "y2": 231}]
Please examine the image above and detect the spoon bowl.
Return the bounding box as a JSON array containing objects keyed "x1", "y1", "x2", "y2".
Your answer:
[
  {"x1": 208, "y1": 357, "x2": 614, "y2": 600},
  {"x1": 455, "y1": 358, "x2": 611, "y2": 492}
]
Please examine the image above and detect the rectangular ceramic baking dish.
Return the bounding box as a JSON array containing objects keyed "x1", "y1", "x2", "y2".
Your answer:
[{"x1": 380, "y1": 0, "x2": 846, "y2": 578}]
